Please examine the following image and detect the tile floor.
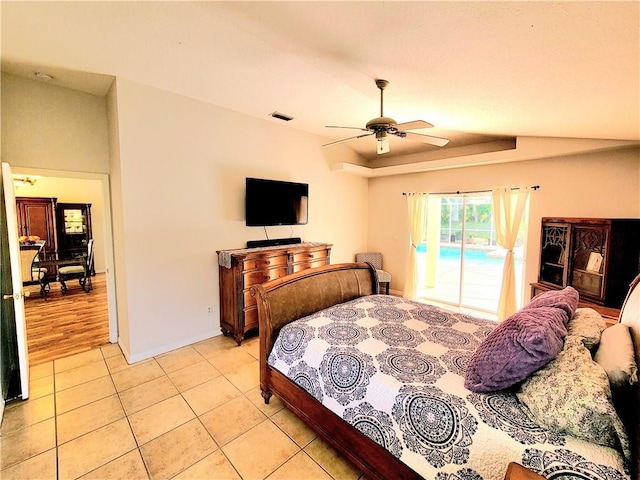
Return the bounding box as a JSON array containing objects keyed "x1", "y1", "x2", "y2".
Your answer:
[{"x1": 0, "y1": 334, "x2": 364, "y2": 480}]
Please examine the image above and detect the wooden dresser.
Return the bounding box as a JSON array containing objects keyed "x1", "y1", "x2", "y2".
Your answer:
[{"x1": 217, "y1": 242, "x2": 332, "y2": 345}]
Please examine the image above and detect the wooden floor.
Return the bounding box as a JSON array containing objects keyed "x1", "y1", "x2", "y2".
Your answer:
[{"x1": 24, "y1": 273, "x2": 110, "y2": 366}]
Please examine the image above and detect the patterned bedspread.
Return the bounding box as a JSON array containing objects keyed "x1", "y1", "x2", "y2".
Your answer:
[{"x1": 268, "y1": 295, "x2": 629, "y2": 480}]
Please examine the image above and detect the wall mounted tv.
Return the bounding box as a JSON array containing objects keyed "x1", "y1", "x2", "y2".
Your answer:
[{"x1": 245, "y1": 177, "x2": 309, "y2": 227}]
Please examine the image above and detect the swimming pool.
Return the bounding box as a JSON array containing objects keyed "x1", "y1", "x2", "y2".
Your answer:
[{"x1": 416, "y1": 244, "x2": 508, "y2": 262}]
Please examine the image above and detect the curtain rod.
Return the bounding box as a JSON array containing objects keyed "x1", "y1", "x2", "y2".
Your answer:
[{"x1": 402, "y1": 185, "x2": 539, "y2": 196}]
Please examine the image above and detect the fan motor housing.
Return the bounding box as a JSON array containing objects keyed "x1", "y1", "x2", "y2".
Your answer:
[{"x1": 365, "y1": 116, "x2": 397, "y2": 130}]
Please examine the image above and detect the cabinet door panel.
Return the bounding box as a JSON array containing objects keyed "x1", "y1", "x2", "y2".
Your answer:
[{"x1": 570, "y1": 225, "x2": 608, "y2": 302}]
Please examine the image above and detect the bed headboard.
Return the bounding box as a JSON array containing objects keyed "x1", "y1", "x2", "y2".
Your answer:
[
  {"x1": 252, "y1": 262, "x2": 379, "y2": 333},
  {"x1": 618, "y1": 273, "x2": 640, "y2": 476},
  {"x1": 252, "y1": 262, "x2": 379, "y2": 397}
]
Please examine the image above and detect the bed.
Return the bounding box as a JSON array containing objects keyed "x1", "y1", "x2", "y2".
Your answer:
[{"x1": 251, "y1": 263, "x2": 639, "y2": 480}]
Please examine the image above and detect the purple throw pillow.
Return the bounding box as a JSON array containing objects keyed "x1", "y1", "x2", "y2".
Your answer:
[
  {"x1": 522, "y1": 286, "x2": 579, "y2": 320},
  {"x1": 464, "y1": 307, "x2": 568, "y2": 392}
]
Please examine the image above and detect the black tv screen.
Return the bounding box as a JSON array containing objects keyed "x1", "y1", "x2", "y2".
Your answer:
[{"x1": 245, "y1": 177, "x2": 309, "y2": 226}]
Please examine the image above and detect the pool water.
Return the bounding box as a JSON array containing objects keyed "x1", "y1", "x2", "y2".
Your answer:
[{"x1": 417, "y1": 244, "x2": 505, "y2": 262}]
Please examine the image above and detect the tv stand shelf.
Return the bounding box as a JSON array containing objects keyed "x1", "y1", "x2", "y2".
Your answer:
[{"x1": 217, "y1": 242, "x2": 332, "y2": 345}]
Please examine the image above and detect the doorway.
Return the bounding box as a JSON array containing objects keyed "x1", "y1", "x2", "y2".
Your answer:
[{"x1": 11, "y1": 167, "x2": 117, "y2": 365}]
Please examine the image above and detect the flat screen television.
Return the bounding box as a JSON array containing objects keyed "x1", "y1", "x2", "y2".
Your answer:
[{"x1": 245, "y1": 177, "x2": 309, "y2": 226}]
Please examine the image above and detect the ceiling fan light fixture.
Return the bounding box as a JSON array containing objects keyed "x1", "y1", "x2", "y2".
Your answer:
[{"x1": 376, "y1": 132, "x2": 390, "y2": 154}]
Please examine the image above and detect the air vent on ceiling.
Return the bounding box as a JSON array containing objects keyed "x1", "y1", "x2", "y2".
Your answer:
[{"x1": 269, "y1": 111, "x2": 294, "y2": 122}]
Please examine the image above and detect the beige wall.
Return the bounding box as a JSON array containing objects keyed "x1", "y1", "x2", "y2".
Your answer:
[
  {"x1": 102, "y1": 79, "x2": 370, "y2": 361},
  {"x1": 1, "y1": 73, "x2": 110, "y2": 173},
  {"x1": 368, "y1": 146, "x2": 640, "y2": 301}
]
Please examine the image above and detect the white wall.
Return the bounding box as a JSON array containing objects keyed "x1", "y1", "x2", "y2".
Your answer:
[
  {"x1": 368, "y1": 146, "x2": 640, "y2": 302},
  {"x1": 110, "y1": 79, "x2": 369, "y2": 362}
]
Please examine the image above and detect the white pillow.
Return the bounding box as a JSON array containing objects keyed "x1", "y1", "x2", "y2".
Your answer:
[{"x1": 595, "y1": 323, "x2": 638, "y2": 388}]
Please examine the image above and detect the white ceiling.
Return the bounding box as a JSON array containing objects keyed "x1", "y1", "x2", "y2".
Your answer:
[{"x1": 2, "y1": 1, "x2": 639, "y2": 162}]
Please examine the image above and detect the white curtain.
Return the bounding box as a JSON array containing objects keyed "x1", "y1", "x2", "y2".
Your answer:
[
  {"x1": 492, "y1": 187, "x2": 531, "y2": 320},
  {"x1": 405, "y1": 193, "x2": 429, "y2": 299}
]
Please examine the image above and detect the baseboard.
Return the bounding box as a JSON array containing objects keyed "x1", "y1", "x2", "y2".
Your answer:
[{"x1": 246, "y1": 237, "x2": 302, "y2": 248}]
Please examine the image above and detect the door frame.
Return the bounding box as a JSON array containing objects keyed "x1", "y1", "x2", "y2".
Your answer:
[
  {"x1": 2, "y1": 162, "x2": 30, "y2": 400},
  {"x1": 11, "y1": 166, "x2": 118, "y2": 343}
]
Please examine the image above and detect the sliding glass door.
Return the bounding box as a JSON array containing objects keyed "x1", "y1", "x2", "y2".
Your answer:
[{"x1": 417, "y1": 194, "x2": 527, "y2": 316}]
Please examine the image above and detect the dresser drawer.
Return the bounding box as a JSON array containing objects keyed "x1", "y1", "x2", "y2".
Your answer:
[
  {"x1": 218, "y1": 242, "x2": 332, "y2": 345},
  {"x1": 243, "y1": 266, "x2": 289, "y2": 287},
  {"x1": 243, "y1": 254, "x2": 288, "y2": 271},
  {"x1": 292, "y1": 258, "x2": 327, "y2": 273},
  {"x1": 292, "y1": 249, "x2": 328, "y2": 264},
  {"x1": 243, "y1": 306, "x2": 259, "y2": 331}
]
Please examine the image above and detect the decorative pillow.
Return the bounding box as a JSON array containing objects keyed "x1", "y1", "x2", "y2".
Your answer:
[
  {"x1": 464, "y1": 307, "x2": 568, "y2": 393},
  {"x1": 522, "y1": 286, "x2": 579, "y2": 320},
  {"x1": 595, "y1": 323, "x2": 638, "y2": 389},
  {"x1": 516, "y1": 335, "x2": 631, "y2": 461},
  {"x1": 567, "y1": 308, "x2": 607, "y2": 351}
]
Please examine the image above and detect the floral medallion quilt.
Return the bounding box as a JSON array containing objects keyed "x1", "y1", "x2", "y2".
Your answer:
[{"x1": 268, "y1": 295, "x2": 629, "y2": 480}]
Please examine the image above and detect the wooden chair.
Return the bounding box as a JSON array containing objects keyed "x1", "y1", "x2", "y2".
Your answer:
[
  {"x1": 355, "y1": 252, "x2": 391, "y2": 294},
  {"x1": 59, "y1": 239, "x2": 94, "y2": 294},
  {"x1": 19, "y1": 241, "x2": 49, "y2": 297}
]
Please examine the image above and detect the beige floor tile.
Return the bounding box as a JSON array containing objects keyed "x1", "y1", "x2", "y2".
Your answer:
[
  {"x1": 155, "y1": 345, "x2": 205, "y2": 373},
  {"x1": 222, "y1": 420, "x2": 300, "y2": 480},
  {"x1": 101, "y1": 342, "x2": 123, "y2": 359},
  {"x1": 241, "y1": 336, "x2": 260, "y2": 360},
  {"x1": 224, "y1": 360, "x2": 260, "y2": 393},
  {"x1": 0, "y1": 418, "x2": 56, "y2": 469},
  {"x1": 199, "y1": 395, "x2": 267, "y2": 446},
  {"x1": 105, "y1": 353, "x2": 130, "y2": 373},
  {"x1": 272, "y1": 408, "x2": 317, "y2": 448},
  {"x1": 110, "y1": 359, "x2": 165, "y2": 392},
  {"x1": 29, "y1": 361, "x2": 53, "y2": 381},
  {"x1": 304, "y1": 438, "x2": 361, "y2": 480},
  {"x1": 182, "y1": 376, "x2": 242, "y2": 416},
  {"x1": 0, "y1": 448, "x2": 57, "y2": 480},
  {"x1": 55, "y1": 375, "x2": 116, "y2": 414},
  {"x1": 128, "y1": 394, "x2": 195, "y2": 445},
  {"x1": 172, "y1": 450, "x2": 240, "y2": 480},
  {"x1": 245, "y1": 386, "x2": 285, "y2": 417},
  {"x1": 57, "y1": 418, "x2": 137, "y2": 480},
  {"x1": 166, "y1": 360, "x2": 221, "y2": 392},
  {"x1": 267, "y1": 451, "x2": 333, "y2": 480},
  {"x1": 0, "y1": 395, "x2": 55, "y2": 434},
  {"x1": 204, "y1": 346, "x2": 257, "y2": 375},
  {"x1": 139, "y1": 419, "x2": 217, "y2": 480},
  {"x1": 57, "y1": 394, "x2": 125, "y2": 444},
  {"x1": 29, "y1": 375, "x2": 54, "y2": 400},
  {"x1": 119, "y1": 375, "x2": 178, "y2": 415},
  {"x1": 80, "y1": 449, "x2": 149, "y2": 479},
  {"x1": 192, "y1": 335, "x2": 236, "y2": 357},
  {"x1": 55, "y1": 360, "x2": 110, "y2": 391},
  {"x1": 55, "y1": 349, "x2": 105, "y2": 373}
]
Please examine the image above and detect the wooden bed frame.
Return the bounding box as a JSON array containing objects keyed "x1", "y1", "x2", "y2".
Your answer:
[{"x1": 252, "y1": 263, "x2": 640, "y2": 480}]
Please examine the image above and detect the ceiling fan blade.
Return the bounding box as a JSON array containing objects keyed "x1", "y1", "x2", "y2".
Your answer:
[
  {"x1": 394, "y1": 120, "x2": 434, "y2": 130},
  {"x1": 326, "y1": 125, "x2": 370, "y2": 132},
  {"x1": 400, "y1": 131, "x2": 450, "y2": 147},
  {"x1": 323, "y1": 132, "x2": 374, "y2": 147}
]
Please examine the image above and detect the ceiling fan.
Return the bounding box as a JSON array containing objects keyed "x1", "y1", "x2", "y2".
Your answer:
[{"x1": 323, "y1": 79, "x2": 449, "y2": 154}]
